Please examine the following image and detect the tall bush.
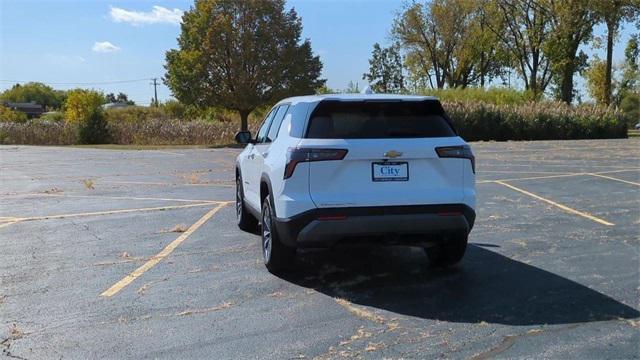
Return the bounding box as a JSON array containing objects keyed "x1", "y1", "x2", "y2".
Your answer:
[
  {"x1": 0, "y1": 105, "x2": 28, "y2": 123},
  {"x1": 64, "y1": 89, "x2": 104, "y2": 124},
  {"x1": 77, "y1": 109, "x2": 110, "y2": 144}
]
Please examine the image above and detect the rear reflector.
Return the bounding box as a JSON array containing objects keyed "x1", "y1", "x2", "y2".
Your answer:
[
  {"x1": 284, "y1": 148, "x2": 348, "y2": 179},
  {"x1": 435, "y1": 145, "x2": 475, "y2": 173},
  {"x1": 437, "y1": 212, "x2": 462, "y2": 217}
]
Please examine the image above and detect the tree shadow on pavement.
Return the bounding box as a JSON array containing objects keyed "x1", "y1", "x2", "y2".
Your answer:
[{"x1": 278, "y1": 244, "x2": 639, "y2": 325}]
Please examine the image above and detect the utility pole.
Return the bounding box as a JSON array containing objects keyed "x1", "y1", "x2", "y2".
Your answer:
[{"x1": 151, "y1": 78, "x2": 159, "y2": 107}]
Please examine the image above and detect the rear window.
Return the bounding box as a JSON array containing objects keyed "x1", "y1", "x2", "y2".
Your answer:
[{"x1": 305, "y1": 100, "x2": 455, "y2": 139}]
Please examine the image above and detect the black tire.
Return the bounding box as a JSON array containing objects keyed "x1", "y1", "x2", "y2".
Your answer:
[
  {"x1": 236, "y1": 175, "x2": 258, "y2": 232},
  {"x1": 424, "y1": 232, "x2": 468, "y2": 267},
  {"x1": 261, "y1": 196, "x2": 295, "y2": 273}
]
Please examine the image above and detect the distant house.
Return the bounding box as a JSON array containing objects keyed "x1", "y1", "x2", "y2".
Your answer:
[
  {"x1": 102, "y1": 102, "x2": 131, "y2": 110},
  {"x1": 3, "y1": 101, "x2": 44, "y2": 118}
]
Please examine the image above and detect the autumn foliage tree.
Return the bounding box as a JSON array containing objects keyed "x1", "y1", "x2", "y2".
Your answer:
[
  {"x1": 164, "y1": 0, "x2": 325, "y2": 131},
  {"x1": 392, "y1": 0, "x2": 508, "y2": 90},
  {"x1": 64, "y1": 89, "x2": 105, "y2": 124}
]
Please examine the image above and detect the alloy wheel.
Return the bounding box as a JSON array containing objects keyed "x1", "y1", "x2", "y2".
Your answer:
[{"x1": 262, "y1": 205, "x2": 272, "y2": 262}]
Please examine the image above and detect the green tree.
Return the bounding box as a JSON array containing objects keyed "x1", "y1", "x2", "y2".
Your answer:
[
  {"x1": 544, "y1": 0, "x2": 597, "y2": 104},
  {"x1": 315, "y1": 85, "x2": 336, "y2": 94},
  {"x1": 619, "y1": 35, "x2": 640, "y2": 98},
  {"x1": 494, "y1": 0, "x2": 553, "y2": 99},
  {"x1": 472, "y1": 0, "x2": 509, "y2": 87},
  {"x1": 106, "y1": 92, "x2": 136, "y2": 105},
  {"x1": 0, "y1": 82, "x2": 67, "y2": 110},
  {"x1": 594, "y1": 0, "x2": 640, "y2": 105},
  {"x1": 164, "y1": 0, "x2": 325, "y2": 131},
  {"x1": 618, "y1": 35, "x2": 640, "y2": 126},
  {"x1": 363, "y1": 43, "x2": 405, "y2": 93},
  {"x1": 344, "y1": 81, "x2": 360, "y2": 93}
]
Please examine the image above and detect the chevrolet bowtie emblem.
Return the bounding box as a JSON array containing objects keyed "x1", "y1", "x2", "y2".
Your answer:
[{"x1": 384, "y1": 150, "x2": 403, "y2": 158}]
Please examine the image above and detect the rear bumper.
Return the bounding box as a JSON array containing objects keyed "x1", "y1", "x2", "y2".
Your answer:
[{"x1": 273, "y1": 204, "x2": 475, "y2": 248}]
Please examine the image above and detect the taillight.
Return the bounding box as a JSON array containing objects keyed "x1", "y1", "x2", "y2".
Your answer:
[
  {"x1": 436, "y1": 145, "x2": 475, "y2": 173},
  {"x1": 284, "y1": 148, "x2": 348, "y2": 179}
]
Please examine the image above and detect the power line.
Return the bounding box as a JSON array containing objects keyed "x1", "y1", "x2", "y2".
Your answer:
[{"x1": 0, "y1": 78, "x2": 153, "y2": 85}]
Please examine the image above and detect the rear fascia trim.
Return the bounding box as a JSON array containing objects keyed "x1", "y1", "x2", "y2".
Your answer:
[{"x1": 273, "y1": 204, "x2": 475, "y2": 247}]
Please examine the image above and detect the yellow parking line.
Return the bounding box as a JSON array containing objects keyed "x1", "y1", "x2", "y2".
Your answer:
[
  {"x1": 0, "y1": 220, "x2": 21, "y2": 229},
  {"x1": 100, "y1": 202, "x2": 229, "y2": 297},
  {"x1": 481, "y1": 163, "x2": 636, "y2": 169},
  {"x1": 102, "y1": 180, "x2": 234, "y2": 187},
  {"x1": 477, "y1": 169, "x2": 640, "y2": 184},
  {"x1": 6, "y1": 202, "x2": 222, "y2": 223},
  {"x1": 595, "y1": 168, "x2": 640, "y2": 175},
  {"x1": 478, "y1": 170, "x2": 578, "y2": 175},
  {"x1": 14, "y1": 192, "x2": 220, "y2": 204},
  {"x1": 587, "y1": 173, "x2": 640, "y2": 187},
  {"x1": 477, "y1": 173, "x2": 583, "y2": 184},
  {"x1": 494, "y1": 180, "x2": 614, "y2": 226}
]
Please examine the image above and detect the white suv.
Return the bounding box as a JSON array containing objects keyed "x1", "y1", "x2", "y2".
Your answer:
[{"x1": 235, "y1": 94, "x2": 476, "y2": 273}]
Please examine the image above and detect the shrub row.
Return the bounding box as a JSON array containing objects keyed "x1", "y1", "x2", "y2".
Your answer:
[{"x1": 0, "y1": 101, "x2": 627, "y2": 145}]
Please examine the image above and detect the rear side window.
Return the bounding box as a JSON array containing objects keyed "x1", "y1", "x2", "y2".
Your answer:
[
  {"x1": 267, "y1": 104, "x2": 290, "y2": 142},
  {"x1": 305, "y1": 100, "x2": 455, "y2": 139},
  {"x1": 256, "y1": 109, "x2": 276, "y2": 143}
]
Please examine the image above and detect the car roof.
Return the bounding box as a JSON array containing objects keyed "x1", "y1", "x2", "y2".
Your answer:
[{"x1": 276, "y1": 93, "x2": 439, "y2": 106}]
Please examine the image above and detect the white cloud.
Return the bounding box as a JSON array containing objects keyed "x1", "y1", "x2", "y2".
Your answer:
[
  {"x1": 92, "y1": 41, "x2": 120, "y2": 53},
  {"x1": 109, "y1": 6, "x2": 183, "y2": 26}
]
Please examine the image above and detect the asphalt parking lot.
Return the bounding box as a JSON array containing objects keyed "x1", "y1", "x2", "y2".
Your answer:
[{"x1": 1, "y1": 139, "x2": 639, "y2": 359}]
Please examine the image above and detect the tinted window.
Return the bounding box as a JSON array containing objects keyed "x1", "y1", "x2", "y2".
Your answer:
[
  {"x1": 305, "y1": 100, "x2": 455, "y2": 139},
  {"x1": 256, "y1": 109, "x2": 276, "y2": 143},
  {"x1": 267, "y1": 105, "x2": 290, "y2": 142}
]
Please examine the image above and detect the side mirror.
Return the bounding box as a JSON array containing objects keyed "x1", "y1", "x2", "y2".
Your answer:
[{"x1": 235, "y1": 131, "x2": 253, "y2": 144}]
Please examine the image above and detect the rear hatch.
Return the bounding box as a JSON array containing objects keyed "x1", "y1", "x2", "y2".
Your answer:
[{"x1": 301, "y1": 99, "x2": 467, "y2": 208}]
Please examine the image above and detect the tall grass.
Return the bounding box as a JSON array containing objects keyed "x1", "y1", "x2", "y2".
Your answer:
[
  {"x1": 0, "y1": 118, "x2": 259, "y2": 146},
  {"x1": 443, "y1": 101, "x2": 627, "y2": 141},
  {"x1": 0, "y1": 120, "x2": 77, "y2": 145}
]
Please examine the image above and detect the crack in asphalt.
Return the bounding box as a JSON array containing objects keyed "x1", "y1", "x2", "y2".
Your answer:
[
  {"x1": 470, "y1": 324, "x2": 581, "y2": 360},
  {"x1": 1, "y1": 335, "x2": 28, "y2": 360}
]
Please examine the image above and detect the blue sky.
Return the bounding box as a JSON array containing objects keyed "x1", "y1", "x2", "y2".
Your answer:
[{"x1": 0, "y1": 0, "x2": 637, "y2": 105}]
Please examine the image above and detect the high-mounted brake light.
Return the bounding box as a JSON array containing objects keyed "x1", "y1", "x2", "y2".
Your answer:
[
  {"x1": 436, "y1": 145, "x2": 475, "y2": 173},
  {"x1": 284, "y1": 148, "x2": 348, "y2": 179}
]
